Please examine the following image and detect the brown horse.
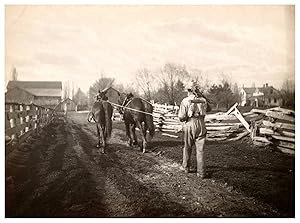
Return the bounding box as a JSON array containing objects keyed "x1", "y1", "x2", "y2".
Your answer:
[
  {"x1": 88, "y1": 91, "x2": 113, "y2": 153},
  {"x1": 118, "y1": 93, "x2": 155, "y2": 153}
]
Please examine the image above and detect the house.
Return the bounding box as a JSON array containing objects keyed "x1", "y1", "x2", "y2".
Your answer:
[
  {"x1": 240, "y1": 83, "x2": 283, "y2": 107},
  {"x1": 60, "y1": 98, "x2": 77, "y2": 111},
  {"x1": 6, "y1": 81, "x2": 62, "y2": 108}
]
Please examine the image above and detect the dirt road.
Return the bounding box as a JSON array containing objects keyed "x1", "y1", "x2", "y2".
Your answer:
[{"x1": 6, "y1": 112, "x2": 283, "y2": 217}]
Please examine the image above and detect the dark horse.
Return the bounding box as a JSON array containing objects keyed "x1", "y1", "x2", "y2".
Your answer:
[
  {"x1": 88, "y1": 91, "x2": 113, "y2": 153},
  {"x1": 118, "y1": 93, "x2": 155, "y2": 153}
]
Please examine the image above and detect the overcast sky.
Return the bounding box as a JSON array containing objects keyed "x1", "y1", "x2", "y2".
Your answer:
[{"x1": 5, "y1": 5, "x2": 295, "y2": 92}]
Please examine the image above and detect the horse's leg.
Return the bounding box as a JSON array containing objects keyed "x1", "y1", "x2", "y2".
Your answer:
[
  {"x1": 125, "y1": 123, "x2": 133, "y2": 147},
  {"x1": 136, "y1": 121, "x2": 147, "y2": 153},
  {"x1": 130, "y1": 124, "x2": 138, "y2": 146},
  {"x1": 100, "y1": 124, "x2": 106, "y2": 154},
  {"x1": 142, "y1": 122, "x2": 148, "y2": 140},
  {"x1": 96, "y1": 123, "x2": 101, "y2": 148}
]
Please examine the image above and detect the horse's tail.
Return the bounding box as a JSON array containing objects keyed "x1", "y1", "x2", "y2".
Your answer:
[
  {"x1": 142, "y1": 100, "x2": 155, "y2": 140},
  {"x1": 106, "y1": 116, "x2": 112, "y2": 138}
]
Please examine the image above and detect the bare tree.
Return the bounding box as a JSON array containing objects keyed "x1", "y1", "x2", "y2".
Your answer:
[
  {"x1": 123, "y1": 83, "x2": 140, "y2": 97},
  {"x1": 88, "y1": 74, "x2": 115, "y2": 106},
  {"x1": 189, "y1": 69, "x2": 211, "y2": 93},
  {"x1": 281, "y1": 78, "x2": 295, "y2": 109},
  {"x1": 73, "y1": 88, "x2": 88, "y2": 110},
  {"x1": 158, "y1": 63, "x2": 189, "y2": 105},
  {"x1": 11, "y1": 66, "x2": 18, "y2": 81},
  {"x1": 135, "y1": 68, "x2": 155, "y2": 101},
  {"x1": 71, "y1": 81, "x2": 75, "y2": 100},
  {"x1": 63, "y1": 81, "x2": 70, "y2": 100}
]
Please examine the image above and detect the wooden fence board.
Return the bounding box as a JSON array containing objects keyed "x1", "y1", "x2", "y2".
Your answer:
[
  {"x1": 5, "y1": 102, "x2": 54, "y2": 146},
  {"x1": 276, "y1": 146, "x2": 295, "y2": 155},
  {"x1": 275, "y1": 141, "x2": 295, "y2": 150},
  {"x1": 265, "y1": 111, "x2": 295, "y2": 122},
  {"x1": 269, "y1": 107, "x2": 295, "y2": 116},
  {"x1": 272, "y1": 135, "x2": 295, "y2": 143},
  {"x1": 262, "y1": 120, "x2": 295, "y2": 131}
]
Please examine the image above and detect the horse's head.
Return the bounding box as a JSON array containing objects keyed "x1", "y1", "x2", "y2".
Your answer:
[
  {"x1": 95, "y1": 90, "x2": 108, "y2": 101},
  {"x1": 117, "y1": 92, "x2": 134, "y2": 114}
]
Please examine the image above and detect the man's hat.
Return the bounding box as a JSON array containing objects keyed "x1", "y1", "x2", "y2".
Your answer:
[{"x1": 185, "y1": 80, "x2": 196, "y2": 91}]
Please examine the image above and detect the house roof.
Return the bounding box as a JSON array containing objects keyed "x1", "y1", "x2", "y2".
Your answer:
[
  {"x1": 243, "y1": 85, "x2": 282, "y2": 99},
  {"x1": 26, "y1": 88, "x2": 62, "y2": 97},
  {"x1": 243, "y1": 87, "x2": 263, "y2": 94},
  {"x1": 7, "y1": 81, "x2": 62, "y2": 97}
]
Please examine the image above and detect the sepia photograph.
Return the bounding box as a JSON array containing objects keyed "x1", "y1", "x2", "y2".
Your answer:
[{"x1": 4, "y1": 2, "x2": 296, "y2": 218}]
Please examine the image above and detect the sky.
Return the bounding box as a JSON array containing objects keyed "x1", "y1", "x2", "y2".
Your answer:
[{"x1": 5, "y1": 5, "x2": 295, "y2": 92}]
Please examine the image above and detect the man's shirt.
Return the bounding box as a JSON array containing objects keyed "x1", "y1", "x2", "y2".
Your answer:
[{"x1": 178, "y1": 94, "x2": 207, "y2": 122}]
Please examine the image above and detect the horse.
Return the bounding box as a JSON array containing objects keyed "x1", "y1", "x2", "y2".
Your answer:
[
  {"x1": 118, "y1": 93, "x2": 155, "y2": 153},
  {"x1": 87, "y1": 91, "x2": 113, "y2": 153}
]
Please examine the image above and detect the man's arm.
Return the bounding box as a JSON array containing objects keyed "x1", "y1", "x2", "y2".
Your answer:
[{"x1": 178, "y1": 100, "x2": 188, "y2": 122}]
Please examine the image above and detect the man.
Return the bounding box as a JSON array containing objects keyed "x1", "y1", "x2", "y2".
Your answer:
[{"x1": 178, "y1": 81, "x2": 208, "y2": 179}]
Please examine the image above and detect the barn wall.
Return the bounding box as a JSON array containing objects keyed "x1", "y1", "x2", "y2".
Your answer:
[
  {"x1": 5, "y1": 88, "x2": 35, "y2": 104},
  {"x1": 34, "y1": 96, "x2": 61, "y2": 107}
]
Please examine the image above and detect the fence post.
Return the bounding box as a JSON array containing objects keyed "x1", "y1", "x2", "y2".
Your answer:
[
  {"x1": 9, "y1": 105, "x2": 16, "y2": 139},
  {"x1": 19, "y1": 104, "x2": 24, "y2": 135}
]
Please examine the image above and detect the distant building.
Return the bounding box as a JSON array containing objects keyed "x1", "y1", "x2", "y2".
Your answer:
[
  {"x1": 240, "y1": 83, "x2": 283, "y2": 107},
  {"x1": 102, "y1": 86, "x2": 122, "y2": 104},
  {"x1": 60, "y1": 98, "x2": 77, "y2": 111},
  {"x1": 6, "y1": 81, "x2": 62, "y2": 108}
]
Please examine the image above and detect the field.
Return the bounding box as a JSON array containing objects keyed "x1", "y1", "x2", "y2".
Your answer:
[{"x1": 6, "y1": 112, "x2": 295, "y2": 217}]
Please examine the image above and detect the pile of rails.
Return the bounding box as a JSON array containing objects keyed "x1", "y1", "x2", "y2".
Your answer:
[
  {"x1": 152, "y1": 103, "x2": 251, "y2": 141},
  {"x1": 152, "y1": 103, "x2": 181, "y2": 137},
  {"x1": 250, "y1": 107, "x2": 295, "y2": 154},
  {"x1": 205, "y1": 113, "x2": 249, "y2": 141},
  {"x1": 152, "y1": 103, "x2": 295, "y2": 155}
]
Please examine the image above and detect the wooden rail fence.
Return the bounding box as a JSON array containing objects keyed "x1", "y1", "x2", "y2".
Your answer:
[{"x1": 5, "y1": 102, "x2": 55, "y2": 146}]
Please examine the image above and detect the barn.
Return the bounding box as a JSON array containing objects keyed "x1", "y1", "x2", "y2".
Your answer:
[
  {"x1": 102, "y1": 86, "x2": 122, "y2": 104},
  {"x1": 6, "y1": 81, "x2": 62, "y2": 108}
]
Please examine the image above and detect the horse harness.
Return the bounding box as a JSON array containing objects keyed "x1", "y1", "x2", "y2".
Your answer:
[{"x1": 120, "y1": 94, "x2": 134, "y2": 113}]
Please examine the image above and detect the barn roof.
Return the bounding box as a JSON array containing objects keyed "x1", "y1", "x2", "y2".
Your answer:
[
  {"x1": 25, "y1": 88, "x2": 62, "y2": 97},
  {"x1": 7, "y1": 81, "x2": 62, "y2": 89},
  {"x1": 7, "y1": 81, "x2": 62, "y2": 97}
]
